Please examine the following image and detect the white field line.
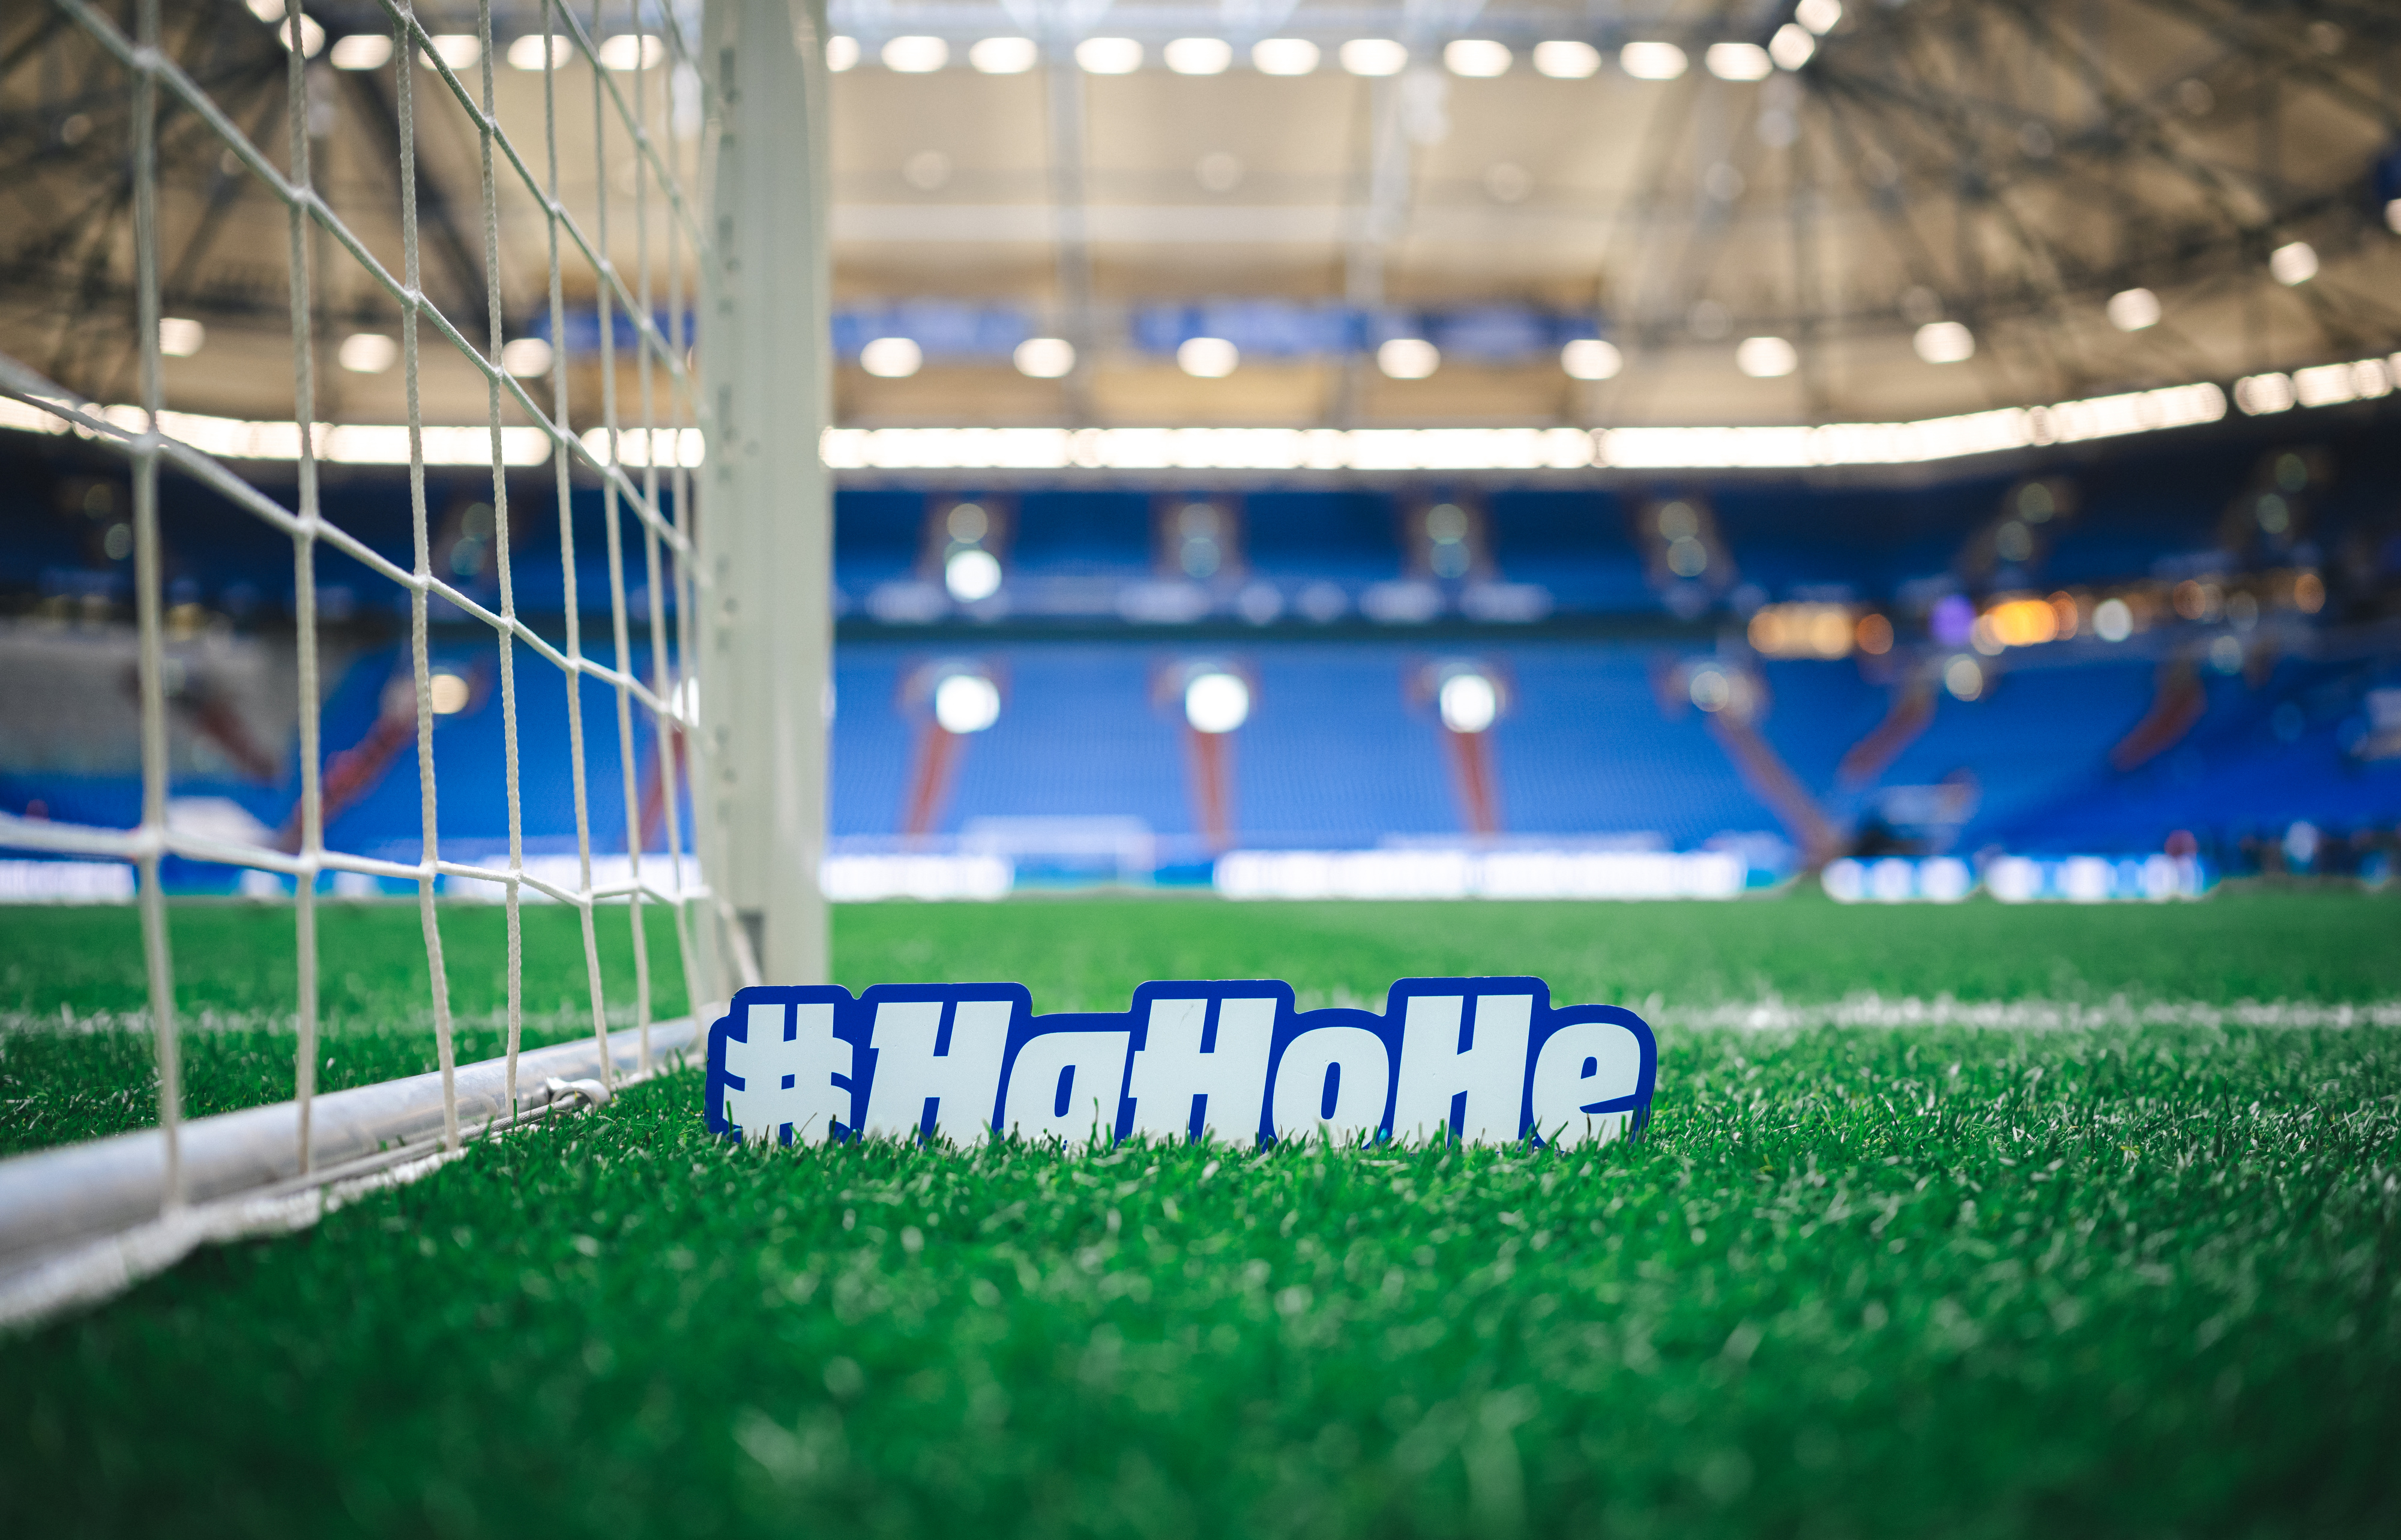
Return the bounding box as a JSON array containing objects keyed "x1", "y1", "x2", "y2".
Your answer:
[{"x1": 1654, "y1": 995, "x2": 2401, "y2": 1031}]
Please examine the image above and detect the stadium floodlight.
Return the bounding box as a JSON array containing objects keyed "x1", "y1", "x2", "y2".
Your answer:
[
  {"x1": 1077, "y1": 37, "x2": 1143, "y2": 74},
  {"x1": 1768, "y1": 25, "x2": 1816, "y2": 69},
  {"x1": 944, "y1": 548, "x2": 1004, "y2": 602},
  {"x1": 1184, "y1": 672, "x2": 1252, "y2": 733},
  {"x1": 1706, "y1": 43, "x2": 1773, "y2": 80},
  {"x1": 1164, "y1": 37, "x2": 1233, "y2": 74},
  {"x1": 157, "y1": 317, "x2": 204, "y2": 358},
  {"x1": 826, "y1": 35, "x2": 860, "y2": 71},
  {"x1": 1736, "y1": 335, "x2": 1798, "y2": 377},
  {"x1": 1796, "y1": 0, "x2": 1844, "y2": 34},
  {"x1": 2269, "y1": 241, "x2": 2318, "y2": 285},
  {"x1": 330, "y1": 33, "x2": 393, "y2": 70},
  {"x1": 338, "y1": 332, "x2": 398, "y2": 374},
  {"x1": 598, "y1": 34, "x2": 664, "y2": 71},
  {"x1": 1439, "y1": 672, "x2": 1499, "y2": 733},
  {"x1": 1561, "y1": 338, "x2": 1622, "y2": 379},
  {"x1": 247, "y1": 0, "x2": 324, "y2": 58},
  {"x1": 507, "y1": 34, "x2": 571, "y2": 70},
  {"x1": 1914, "y1": 321, "x2": 1975, "y2": 364},
  {"x1": 1178, "y1": 337, "x2": 1240, "y2": 377},
  {"x1": 969, "y1": 37, "x2": 1038, "y2": 73},
  {"x1": 860, "y1": 337, "x2": 924, "y2": 377},
  {"x1": 1340, "y1": 39, "x2": 1409, "y2": 76},
  {"x1": 499, "y1": 338, "x2": 553, "y2": 377},
  {"x1": 1619, "y1": 41, "x2": 1688, "y2": 79},
  {"x1": 1445, "y1": 40, "x2": 1513, "y2": 77},
  {"x1": 421, "y1": 34, "x2": 480, "y2": 69},
  {"x1": 1532, "y1": 41, "x2": 1601, "y2": 78},
  {"x1": 933, "y1": 673, "x2": 1003, "y2": 733},
  {"x1": 1014, "y1": 337, "x2": 1076, "y2": 377},
  {"x1": 884, "y1": 35, "x2": 949, "y2": 71},
  {"x1": 1251, "y1": 38, "x2": 1320, "y2": 75},
  {"x1": 1378, "y1": 338, "x2": 1440, "y2": 379},
  {"x1": 2107, "y1": 287, "x2": 2161, "y2": 331}
]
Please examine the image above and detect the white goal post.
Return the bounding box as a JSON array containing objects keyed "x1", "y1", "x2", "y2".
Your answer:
[{"x1": 0, "y1": 0, "x2": 829, "y2": 1311}]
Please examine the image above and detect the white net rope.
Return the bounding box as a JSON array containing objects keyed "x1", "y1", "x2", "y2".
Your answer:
[{"x1": 0, "y1": 0, "x2": 715, "y2": 1198}]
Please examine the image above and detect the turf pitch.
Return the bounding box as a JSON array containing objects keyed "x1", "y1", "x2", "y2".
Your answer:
[{"x1": 1, "y1": 893, "x2": 2397, "y2": 1537}]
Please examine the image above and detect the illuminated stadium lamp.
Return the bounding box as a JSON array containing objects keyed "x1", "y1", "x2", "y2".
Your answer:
[
  {"x1": 422, "y1": 34, "x2": 480, "y2": 69},
  {"x1": 1014, "y1": 337, "x2": 1075, "y2": 378},
  {"x1": 157, "y1": 317, "x2": 205, "y2": 358},
  {"x1": 883, "y1": 36, "x2": 949, "y2": 71},
  {"x1": 969, "y1": 37, "x2": 1038, "y2": 73},
  {"x1": 1797, "y1": 0, "x2": 1843, "y2": 34},
  {"x1": 1445, "y1": 40, "x2": 1513, "y2": 77},
  {"x1": 2092, "y1": 597, "x2": 2134, "y2": 642},
  {"x1": 2269, "y1": 241, "x2": 2318, "y2": 285},
  {"x1": 1076, "y1": 37, "x2": 1143, "y2": 74},
  {"x1": 330, "y1": 33, "x2": 393, "y2": 70},
  {"x1": 944, "y1": 548, "x2": 1003, "y2": 603},
  {"x1": 1378, "y1": 338, "x2": 1440, "y2": 379},
  {"x1": 1768, "y1": 24, "x2": 1816, "y2": 70},
  {"x1": 1439, "y1": 672, "x2": 1499, "y2": 733},
  {"x1": 825, "y1": 35, "x2": 860, "y2": 71},
  {"x1": 1339, "y1": 39, "x2": 1409, "y2": 76},
  {"x1": 1561, "y1": 338, "x2": 1622, "y2": 380},
  {"x1": 1178, "y1": 337, "x2": 1240, "y2": 378},
  {"x1": 247, "y1": 0, "x2": 325, "y2": 58},
  {"x1": 507, "y1": 34, "x2": 571, "y2": 70},
  {"x1": 429, "y1": 673, "x2": 471, "y2": 715},
  {"x1": 597, "y1": 34, "x2": 662, "y2": 70},
  {"x1": 1184, "y1": 672, "x2": 1252, "y2": 734},
  {"x1": 1914, "y1": 321, "x2": 1975, "y2": 364},
  {"x1": 1943, "y1": 656, "x2": 1984, "y2": 701},
  {"x1": 339, "y1": 332, "x2": 398, "y2": 374},
  {"x1": 1705, "y1": 43, "x2": 1773, "y2": 80},
  {"x1": 2107, "y1": 286, "x2": 2161, "y2": 331},
  {"x1": 1155, "y1": 37, "x2": 1228, "y2": 74},
  {"x1": 1532, "y1": 41, "x2": 1600, "y2": 78},
  {"x1": 1251, "y1": 38, "x2": 1320, "y2": 75},
  {"x1": 1735, "y1": 335, "x2": 1797, "y2": 377},
  {"x1": 499, "y1": 337, "x2": 553, "y2": 377},
  {"x1": 933, "y1": 673, "x2": 1002, "y2": 735},
  {"x1": 1618, "y1": 41, "x2": 1687, "y2": 79},
  {"x1": 860, "y1": 337, "x2": 923, "y2": 378}
]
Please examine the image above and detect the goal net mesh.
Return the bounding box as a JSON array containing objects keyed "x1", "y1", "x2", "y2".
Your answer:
[{"x1": 0, "y1": 0, "x2": 718, "y2": 1196}]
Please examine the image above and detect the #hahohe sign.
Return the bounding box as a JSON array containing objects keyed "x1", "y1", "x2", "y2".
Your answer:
[{"x1": 705, "y1": 978, "x2": 1656, "y2": 1150}]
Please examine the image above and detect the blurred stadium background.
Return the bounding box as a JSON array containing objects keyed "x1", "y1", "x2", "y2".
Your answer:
[{"x1": 4, "y1": 0, "x2": 2400, "y2": 915}]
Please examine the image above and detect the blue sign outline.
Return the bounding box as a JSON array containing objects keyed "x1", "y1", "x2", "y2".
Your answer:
[{"x1": 705, "y1": 976, "x2": 1656, "y2": 1149}]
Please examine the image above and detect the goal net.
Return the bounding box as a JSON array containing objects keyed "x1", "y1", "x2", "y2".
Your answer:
[{"x1": 0, "y1": 0, "x2": 780, "y2": 1226}]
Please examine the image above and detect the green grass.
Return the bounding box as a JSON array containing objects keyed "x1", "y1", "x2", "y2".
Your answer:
[{"x1": 1, "y1": 895, "x2": 2397, "y2": 1538}]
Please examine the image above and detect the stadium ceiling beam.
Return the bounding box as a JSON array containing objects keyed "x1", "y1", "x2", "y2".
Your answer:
[
  {"x1": 337, "y1": 67, "x2": 497, "y2": 347},
  {"x1": 2135, "y1": 0, "x2": 2401, "y2": 134}
]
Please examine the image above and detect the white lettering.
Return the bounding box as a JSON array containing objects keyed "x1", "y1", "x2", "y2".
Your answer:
[
  {"x1": 1000, "y1": 1030, "x2": 1131, "y2": 1146},
  {"x1": 1269, "y1": 1025, "x2": 1390, "y2": 1144},
  {"x1": 861, "y1": 998, "x2": 1012, "y2": 1143},
  {"x1": 1529, "y1": 1021, "x2": 1643, "y2": 1147},
  {"x1": 722, "y1": 1000, "x2": 852, "y2": 1141},
  {"x1": 1391, "y1": 993, "x2": 1532, "y2": 1143},
  {"x1": 1125, "y1": 996, "x2": 1276, "y2": 1142}
]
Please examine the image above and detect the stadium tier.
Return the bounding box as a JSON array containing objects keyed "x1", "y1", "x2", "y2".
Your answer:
[{"x1": 6, "y1": 414, "x2": 2396, "y2": 893}]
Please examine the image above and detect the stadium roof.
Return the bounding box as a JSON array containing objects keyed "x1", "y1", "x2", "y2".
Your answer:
[{"x1": 3, "y1": 0, "x2": 2397, "y2": 435}]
